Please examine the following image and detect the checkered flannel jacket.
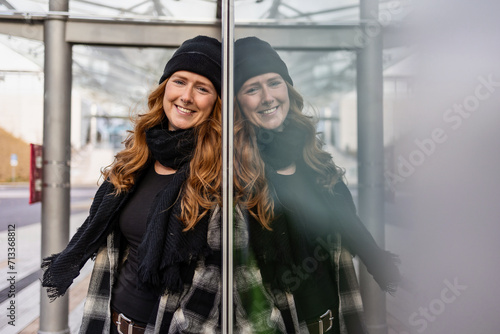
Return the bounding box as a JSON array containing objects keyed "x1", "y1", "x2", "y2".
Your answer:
[
  {"x1": 78, "y1": 207, "x2": 222, "y2": 334},
  {"x1": 233, "y1": 206, "x2": 367, "y2": 334},
  {"x1": 77, "y1": 204, "x2": 365, "y2": 333}
]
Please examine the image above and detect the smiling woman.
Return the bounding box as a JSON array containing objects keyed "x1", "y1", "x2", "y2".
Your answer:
[
  {"x1": 41, "y1": 35, "x2": 224, "y2": 334},
  {"x1": 233, "y1": 36, "x2": 401, "y2": 334},
  {"x1": 163, "y1": 71, "x2": 218, "y2": 131},
  {"x1": 236, "y1": 72, "x2": 290, "y2": 130}
]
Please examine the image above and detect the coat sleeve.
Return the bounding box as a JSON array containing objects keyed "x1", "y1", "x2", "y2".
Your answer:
[
  {"x1": 331, "y1": 180, "x2": 401, "y2": 293},
  {"x1": 333, "y1": 181, "x2": 357, "y2": 214},
  {"x1": 41, "y1": 181, "x2": 116, "y2": 299},
  {"x1": 165, "y1": 207, "x2": 222, "y2": 333}
]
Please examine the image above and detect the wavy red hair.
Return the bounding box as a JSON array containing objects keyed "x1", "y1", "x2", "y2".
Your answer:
[
  {"x1": 233, "y1": 82, "x2": 344, "y2": 229},
  {"x1": 102, "y1": 78, "x2": 222, "y2": 230}
]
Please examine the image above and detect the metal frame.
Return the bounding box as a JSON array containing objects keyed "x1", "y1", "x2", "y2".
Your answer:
[
  {"x1": 357, "y1": 0, "x2": 388, "y2": 333},
  {"x1": 221, "y1": 0, "x2": 234, "y2": 332},
  {"x1": 39, "y1": 4, "x2": 72, "y2": 334},
  {"x1": 0, "y1": 13, "x2": 406, "y2": 50}
]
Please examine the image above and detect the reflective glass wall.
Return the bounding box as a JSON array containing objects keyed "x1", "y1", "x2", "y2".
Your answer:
[
  {"x1": 229, "y1": 1, "x2": 414, "y2": 333},
  {"x1": 232, "y1": 1, "x2": 376, "y2": 333}
]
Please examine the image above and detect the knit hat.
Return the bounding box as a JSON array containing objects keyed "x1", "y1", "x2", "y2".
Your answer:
[
  {"x1": 159, "y1": 35, "x2": 222, "y2": 96},
  {"x1": 234, "y1": 36, "x2": 293, "y2": 94}
]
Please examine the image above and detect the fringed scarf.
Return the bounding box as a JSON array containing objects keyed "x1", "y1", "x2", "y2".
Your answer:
[
  {"x1": 41, "y1": 121, "x2": 210, "y2": 300},
  {"x1": 249, "y1": 116, "x2": 401, "y2": 293},
  {"x1": 138, "y1": 123, "x2": 210, "y2": 293}
]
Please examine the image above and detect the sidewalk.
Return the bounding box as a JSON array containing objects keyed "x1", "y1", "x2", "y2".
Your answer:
[{"x1": 0, "y1": 212, "x2": 92, "y2": 334}]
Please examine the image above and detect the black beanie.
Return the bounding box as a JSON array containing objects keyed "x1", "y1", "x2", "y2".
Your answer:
[
  {"x1": 234, "y1": 36, "x2": 293, "y2": 94},
  {"x1": 159, "y1": 35, "x2": 222, "y2": 96}
]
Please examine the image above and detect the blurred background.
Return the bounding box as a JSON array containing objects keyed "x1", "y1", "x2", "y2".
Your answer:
[{"x1": 1, "y1": 0, "x2": 500, "y2": 333}]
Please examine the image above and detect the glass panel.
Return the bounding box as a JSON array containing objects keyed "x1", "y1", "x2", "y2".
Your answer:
[
  {"x1": 235, "y1": 0, "x2": 361, "y2": 23},
  {"x1": 232, "y1": 45, "x2": 359, "y2": 333},
  {"x1": 232, "y1": 7, "x2": 359, "y2": 334},
  {"x1": 0, "y1": 0, "x2": 219, "y2": 19},
  {"x1": 67, "y1": 0, "x2": 218, "y2": 19},
  {"x1": 71, "y1": 45, "x2": 174, "y2": 158},
  {"x1": 232, "y1": 1, "x2": 411, "y2": 333}
]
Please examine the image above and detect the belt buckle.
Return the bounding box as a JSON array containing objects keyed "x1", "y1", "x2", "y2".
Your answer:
[
  {"x1": 116, "y1": 312, "x2": 134, "y2": 334},
  {"x1": 318, "y1": 309, "x2": 333, "y2": 334}
]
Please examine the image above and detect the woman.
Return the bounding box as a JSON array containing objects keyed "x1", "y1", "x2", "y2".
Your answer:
[
  {"x1": 42, "y1": 35, "x2": 223, "y2": 333},
  {"x1": 233, "y1": 36, "x2": 400, "y2": 333}
]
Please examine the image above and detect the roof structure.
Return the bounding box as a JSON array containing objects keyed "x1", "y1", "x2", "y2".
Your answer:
[{"x1": 0, "y1": 0, "x2": 413, "y2": 113}]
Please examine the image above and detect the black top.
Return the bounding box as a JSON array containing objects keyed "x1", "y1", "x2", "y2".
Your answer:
[
  {"x1": 111, "y1": 164, "x2": 175, "y2": 323},
  {"x1": 271, "y1": 170, "x2": 340, "y2": 325}
]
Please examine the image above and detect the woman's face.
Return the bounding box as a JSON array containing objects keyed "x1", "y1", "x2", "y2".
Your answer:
[
  {"x1": 163, "y1": 70, "x2": 218, "y2": 131},
  {"x1": 236, "y1": 73, "x2": 290, "y2": 130}
]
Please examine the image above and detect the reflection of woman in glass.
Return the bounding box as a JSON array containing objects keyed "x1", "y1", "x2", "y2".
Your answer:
[
  {"x1": 234, "y1": 37, "x2": 400, "y2": 333},
  {"x1": 42, "y1": 36, "x2": 222, "y2": 333}
]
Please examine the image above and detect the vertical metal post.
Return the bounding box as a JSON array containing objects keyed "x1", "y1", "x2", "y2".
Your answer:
[
  {"x1": 39, "y1": 0, "x2": 72, "y2": 333},
  {"x1": 221, "y1": 0, "x2": 234, "y2": 332},
  {"x1": 357, "y1": 0, "x2": 387, "y2": 333}
]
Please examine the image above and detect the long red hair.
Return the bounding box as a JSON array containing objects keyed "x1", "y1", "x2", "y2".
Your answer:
[
  {"x1": 233, "y1": 83, "x2": 344, "y2": 229},
  {"x1": 102, "y1": 78, "x2": 222, "y2": 230}
]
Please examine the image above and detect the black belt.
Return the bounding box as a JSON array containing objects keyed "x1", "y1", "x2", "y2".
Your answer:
[
  {"x1": 112, "y1": 310, "x2": 146, "y2": 334},
  {"x1": 306, "y1": 309, "x2": 334, "y2": 334}
]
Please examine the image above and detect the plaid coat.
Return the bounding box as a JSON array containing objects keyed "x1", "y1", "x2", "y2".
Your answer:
[
  {"x1": 233, "y1": 206, "x2": 368, "y2": 334},
  {"x1": 76, "y1": 191, "x2": 365, "y2": 333},
  {"x1": 78, "y1": 205, "x2": 222, "y2": 334}
]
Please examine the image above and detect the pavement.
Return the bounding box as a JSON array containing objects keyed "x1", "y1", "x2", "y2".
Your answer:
[{"x1": 0, "y1": 211, "x2": 93, "y2": 334}]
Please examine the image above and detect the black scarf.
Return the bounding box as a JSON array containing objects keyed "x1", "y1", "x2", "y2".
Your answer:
[
  {"x1": 138, "y1": 123, "x2": 210, "y2": 293},
  {"x1": 249, "y1": 117, "x2": 400, "y2": 293},
  {"x1": 255, "y1": 117, "x2": 306, "y2": 171},
  {"x1": 145, "y1": 123, "x2": 196, "y2": 170},
  {"x1": 41, "y1": 121, "x2": 210, "y2": 299}
]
